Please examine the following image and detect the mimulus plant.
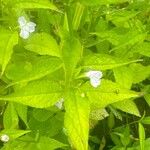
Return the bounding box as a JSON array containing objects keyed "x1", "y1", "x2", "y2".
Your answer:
[{"x1": 0, "y1": 0, "x2": 149, "y2": 150}]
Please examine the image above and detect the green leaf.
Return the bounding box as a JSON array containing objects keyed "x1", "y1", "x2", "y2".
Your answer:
[
  {"x1": 0, "y1": 129, "x2": 30, "y2": 140},
  {"x1": 64, "y1": 91, "x2": 90, "y2": 150},
  {"x1": 25, "y1": 33, "x2": 60, "y2": 57},
  {"x1": 1, "y1": 135, "x2": 67, "y2": 150},
  {"x1": 112, "y1": 100, "x2": 140, "y2": 117},
  {"x1": 36, "y1": 136, "x2": 67, "y2": 150},
  {"x1": 82, "y1": 54, "x2": 141, "y2": 70},
  {"x1": 120, "y1": 126, "x2": 130, "y2": 147},
  {"x1": 79, "y1": 0, "x2": 129, "y2": 5},
  {"x1": 129, "y1": 63, "x2": 150, "y2": 84},
  {"x1": 113, "y1": 66, "x2": 133, "y2": 89},
  {"x1": 3, "y1": 102, "x2": 19, "y2": 129},
  {"x1": 127, "y1": 138, "x2": 150, "y2": 150},
  {"x1": 114, "y1": 64, "x2": 150, "y2": 89},
  {"x1": 62, "y1": 35, "x2": 82, "y2": 85},
  {"x1": 72, "y1": 2, "x2": 85, "y2": 31},
  {"x1": 110, "y1": 133, "x2": 122, "y2": 147},
  {"x1": 32, "y1": 108, "x2": 55, "y2": 122},
  {"x1": 6, "y1": 56, "x2": 62, "y2": 86},
  {"x1": 106, "y1": 10, "x2": 138, "y2": 27},
  {"x1": 109, "y1": 106, "x2": 122, "y2": 120},
  {"x1": 107, "y1": 112, "x2": 115, "y2": 129},
  {"x1": 29, "y1": 111, "x2": 64, "y2": 137},
  {"x1": 14, "y1": 103, "x2": 28, "y2": 127},
  {"x1": 0, "y1": 80, "x2": 62, "y2": 108},
  {"x1": 80, "y1": 80, "x2": 140, "y2": 108},
  {"x1": 141, "y1": 117, "x2": 150, "y2": 125},
  {"x1": 13, "y1": 0, "x2": 58, "y2": 11},
  {"x1": 0, "y1": 30, "x2": 18, "y2": 76},
  {"x1": 133, "y1": 42, "x2": 150, "y2": 57},
  {"x1": 138, "y1": 123, "x2": 145, "y2": 150},
  {"x1": 94, "y1": 28, "x2": 146, "y2": 50},
  {"x1": 143, "y1": 85, "x2": 150, "y2": 106}
]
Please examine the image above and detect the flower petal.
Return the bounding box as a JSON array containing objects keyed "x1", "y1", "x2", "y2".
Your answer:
[
  {"x1": 18, "y1": 16, "x2": 27, "y2": 28},
  {"x1": 86, "y1": 70, "x2": 103, "y2": 79},
  {"x1": 26, "y1": 22, "x2": 36, "y2": 33},
  {"x1": 20, "y1": 29, "x2": 30, "y2": 39},
  {"x1": 90, "y1": 78, "x2": 101, "y2": 88}
]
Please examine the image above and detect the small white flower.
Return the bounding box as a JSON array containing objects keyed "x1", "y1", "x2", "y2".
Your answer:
[
  {"x1": 0, "y1": 134, "x2": 9, "y2": 142},
  {"x1": 86, "y1": 70, "x2": 103, "y2": 88},
  {"x1": 55, "y1": 98, "x2": 64, "y2": 109},
  {"x1": 18, "y1": 16, "x2": 36, "y2": 39}
]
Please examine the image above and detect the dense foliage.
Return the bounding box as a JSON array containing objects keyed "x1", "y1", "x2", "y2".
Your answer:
[{"x1": 0, "y1": 0, "x2": 150, "y2": 149}]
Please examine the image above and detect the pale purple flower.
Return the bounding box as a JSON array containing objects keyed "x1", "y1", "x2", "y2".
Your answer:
[
  {"x1": 86, "y1": 70, "x2": 103, "y2": 88},
  {"x1": 18, "y1": 16, "x2": 36, "y2": 39}
]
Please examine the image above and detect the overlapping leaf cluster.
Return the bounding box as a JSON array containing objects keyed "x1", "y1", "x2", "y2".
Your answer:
[{"x1": 0, "y1": 0, "x2": 149, "y2": 149}]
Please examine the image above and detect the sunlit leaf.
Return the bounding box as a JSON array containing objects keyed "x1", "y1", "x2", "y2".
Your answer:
[
  {"x1": 0, "y1": 80, "x2": 62, "y2": 108},
  {"x1": 0, "y1": 30, "x2": 18, "y2": 76},
  {"x1": 79, "y1": 0, "x2": 129, "y2": 5},
  {"x1": 25, "y1": 33, "x2": 60, "y2": 57},
  {"x1": 82, "y1": 54, "x2": 141, "y2": 70},
  {"x1": 0, "y1": 129, "x2": 30, "y2": 140},
  {"x1": 3, "y1": 102, "x2": 19, "y2": 129},
  {"x1": 14, "y1": 0, "x2": 58, "y2": 11},
  {"x1": 64, "y1": 91, "x2": 90, "y2": 150},
  {"x1": 6, "y1": 56, "x2": 62, "y2": 85},
  {"x1": 80, "y1": 79, "x2": 140, "y2": 108},
  {"x1": 112, "y1": 100, "x2": 140, "y2": 117},
  {"x1": 139, "y1": 123, "x2": 145, "y2": 150},
  {"x1": 62, "y1": 35, "x2": 82, "y2": 84}
]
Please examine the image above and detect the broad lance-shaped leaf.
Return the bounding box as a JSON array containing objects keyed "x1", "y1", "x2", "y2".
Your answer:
[
  {"x1": 0, "y1": 129, "x2": 30, "y2": 140},
  {"x1": 139, "y1": 123, "x2": 145, "y2": 150},
  {"x1": 0, "y1": 80, "x2": 62, "y2": 108},
  {"x1": 14, "y1": 103, "x2": 28, "y2": 127},
  {"x1": 36, "y1": 137, "x2": 67, "y2": 149},
  {"x1": 82, "y1": 54, "x2": 141, "y2": 70},
  {"x1": 133, "y1": 42, "x2": 150, "y2": 57},
  {"x1": 29, "y1": 110, "x2": 64, "y2": 137},
  {"x1": 3, "y1": 102, "x2": 19, "y2": 129},
  {"x1": 113, "y1": 64, "x2": 150, "y2": 89},
  {"x1": 64, "y1": 91, "x2": 90, "y2": 150},
  {"x1": 3, "y1": 136, "x2": 67, "y2": 150},
  {"x1": 93, "y1": 28, "x2": 146, "y2": 49},
  {"x1": 112, "y1": 99, "x2": 140, "y2": 117},
  {"x1": 113, "y1": 66, "x2": 133, "y2": 89},
  {"x1": 129, "y1": 63, "x2": 150, "y2": 84},
  {"x1": 13, "y1": 0, "x2": 59, "y2": 12},
  {"x1": 25, "y1": 33, "x2": 60, "y2": 57},
  {"x1": 80, "y1": 79, "x2": 140, "y2": 108},
  {"x1": 62, "y1": 35, "x2": 82, "y2": 84},
  {"x1": 0, "y1": 30, "x2": 18, "y2": 75},
  {"x1": 6, "y1": 56, "x2": 62, "y2": 86}
]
